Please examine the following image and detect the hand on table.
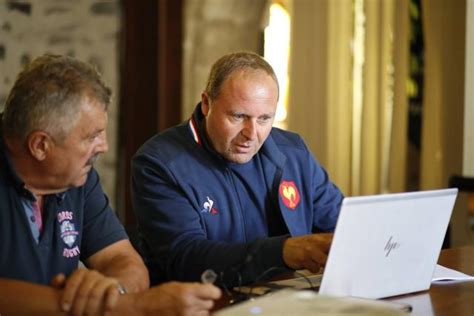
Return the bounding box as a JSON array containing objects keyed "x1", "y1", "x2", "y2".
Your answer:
[
  {"x1": 133, "y1": 281, "x2": 222, "y2": 316},
  {"x1": 282, "y1": 233, "x2": 333, "y2": 273},
  {"x1": 51, "y1": 268, "x2": 123, "y2": 315}
]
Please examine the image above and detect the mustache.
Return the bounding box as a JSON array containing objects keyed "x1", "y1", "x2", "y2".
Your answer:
[{"x1": 86, "y1": 154, "x2": 100, "y2": 166}]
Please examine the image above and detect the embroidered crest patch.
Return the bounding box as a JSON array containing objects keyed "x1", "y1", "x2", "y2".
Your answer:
[
  {"x1": 57, "y1": 211, "x2": 80, "y2": 258},
  {"x1": 279, "y1": 180, "x2": 301, "y2": 210},
  {"x1": 60, "y1": 220, "x2": 78, "y2": 247}
]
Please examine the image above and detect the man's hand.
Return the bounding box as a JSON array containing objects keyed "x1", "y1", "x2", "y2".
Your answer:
[
  {"x1": 51, "y1": 268, "x2": 123, "y2": 315},
  {"x1": 282, "y1": 233, "x2": 333, "y2": 273},
  {"x1": 133, "y1": 282, "x2": 222, "y2": 316}
]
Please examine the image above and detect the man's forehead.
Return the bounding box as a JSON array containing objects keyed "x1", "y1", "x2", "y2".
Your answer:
[
  {"x1": 222, "y1": 69, "x2": 276, "y2": 92},
  {"x1": 72, "y1": 100, "x2": 107, "y2": 130}
]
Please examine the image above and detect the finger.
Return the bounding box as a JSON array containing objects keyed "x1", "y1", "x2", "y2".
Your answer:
[
  {"x1": 199, "y1": 299, "x2": 215, "y2": 310},
  {"x1": 182, "y1": 299, "x2": 214, "y2": 316},
  {"x1": 70, "y1": 271, "x2": 102, "y2": 316},
  {"x1": 104, "y1": 283, "x2": 121, "y2": 312},
  {"x1": 309, "y1": 234, "x2": 332, "y2": 252},
  {"x1": 51, "y1": 273, "x2": 66, "y2": 288},
  {"x1": 192, "y1": 310, "x2": 211, "y2": 316},
  {"x1": 61, "y1": 269, "x2": 88, "y2": 312},
  {"x1": 320, "y1": 234, "x2": 333, "y2": 252},
  {"x1": 176, "y1": 284, "x2": 218, "y2": 313},
  {"x1": 189, "y1": 297, "x2": 215, "y2": 311},
  {"x1": 83, "y1": 279, "x2": 117, "y2": 315},
  {"x1": 302, "y1": 258, "x2": 320, "y2": 273},
  {"x1": 310, "y1": 248, "x2": 328, "y2": 266},
  {"x1": 193, "y1": 284, "x2": 222, "y2": 300}
]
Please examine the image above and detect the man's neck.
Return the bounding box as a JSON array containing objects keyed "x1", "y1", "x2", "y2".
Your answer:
[{"x1": 4, "y1": 138, "x2": 62, "y2": 196}]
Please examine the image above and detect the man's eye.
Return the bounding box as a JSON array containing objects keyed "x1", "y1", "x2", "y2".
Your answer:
[
  {"x1": 233, "y1": 114, "x2": 244, "y2": 120},
  {"x1": 258, "y1": 116, "x2": 272, "y2": 124}
]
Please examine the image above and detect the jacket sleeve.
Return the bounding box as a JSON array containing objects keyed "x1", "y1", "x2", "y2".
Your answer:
[
  {"x1": 309, "y1": 149, "x2": 344, "y2": 232},
  {"x1": 313, "y1": 159, "x2": 344, "y2": 232},
  {"x1": 131, "y1": 151, "x2": 290, "y2": 286}
]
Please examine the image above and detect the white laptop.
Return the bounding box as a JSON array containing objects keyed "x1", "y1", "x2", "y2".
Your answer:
[{"x1": 262, "y1": 188, "x2": 458, "y2": 299}]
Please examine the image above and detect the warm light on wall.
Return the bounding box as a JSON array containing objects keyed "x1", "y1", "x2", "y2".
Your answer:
[{"x1": 264, "y1": 2, "x2": 291, "y2": 129}]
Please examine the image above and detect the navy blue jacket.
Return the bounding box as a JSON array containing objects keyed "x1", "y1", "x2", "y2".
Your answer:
[
  {"x1": 132, "y1": 104, "x2": 343, "y2": 285},
  {"x1": 0, "y1": 124, "x2": 127, "y2": 285}
]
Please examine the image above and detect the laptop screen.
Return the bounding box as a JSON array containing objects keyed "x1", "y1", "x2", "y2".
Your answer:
[{"x1": 319, "y1": 188, "x2": 458, "y2": 298}]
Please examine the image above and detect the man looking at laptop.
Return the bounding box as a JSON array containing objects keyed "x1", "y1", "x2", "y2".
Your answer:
[
  {"x1": 0, "y1": 54, "x2": 220, "y2": 315},
  {"x1": 132, "y1": 52, "x2": 344, "y2": 286}
]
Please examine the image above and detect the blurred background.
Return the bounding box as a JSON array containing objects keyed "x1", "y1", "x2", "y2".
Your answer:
[{"x1": 1, "y1": 0, "x2": 473, "y2": 247}]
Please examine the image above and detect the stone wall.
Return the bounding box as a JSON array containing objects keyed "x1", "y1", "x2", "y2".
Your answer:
[
  {"x1": 182, "y1": 0, "x2": 268, "y2": 118},
  {"x1": 0, "y1": 0, "x2": 269, "y2": 209},
  {"x1": 0, "y1": 1, "x2": 120, "y2": 207}
]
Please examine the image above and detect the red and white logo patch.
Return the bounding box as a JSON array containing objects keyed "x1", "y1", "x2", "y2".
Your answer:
[
  {"x1": 279, "y1": 180, "x2": 301, "y2": 210},
  {"x1": 200, "y1": 196, "x2": 219, "y2": 215}
]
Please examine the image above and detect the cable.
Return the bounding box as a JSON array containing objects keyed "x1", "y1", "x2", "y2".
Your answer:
[
  {"x1": 204, "y1": 263, "x2": 319, "y2": 304},
  {"x1": 247, "y1": 267, "x2": 319, "y2": 297},
  {"x1": 247, "y1": 266, "x2": 287, "y2": 297},
  {"x1": 293, "y1": 270, "x2": 317, "y2": 290}
]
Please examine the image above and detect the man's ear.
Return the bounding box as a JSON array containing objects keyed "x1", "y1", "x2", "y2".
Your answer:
[
  {"x1": 27, "y1": 131, "x2": 53, "y2": 161},
  {"x1": 201, "y1": 92, "x2": 210, "y2": 116}
]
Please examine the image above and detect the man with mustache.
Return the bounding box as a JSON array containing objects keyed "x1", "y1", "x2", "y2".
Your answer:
[
  {"x1": 0, "y1": 54, "x2": 220, "y2": 315},
  {"x1": 132, "y1": 52, "x2": 344, "y2": 287}
]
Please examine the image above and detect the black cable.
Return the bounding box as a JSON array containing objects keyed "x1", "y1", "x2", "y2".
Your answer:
[
  {"x1": 293, "y1": 270, "x2": 316, "y2": 290},
  {"x1": 215, "y1": 260, "x2": 319, "y2": 304},
  {"x1": 217, "y1": 267, "x2": 249, "y2": 305},
  {"x1": 248, "y1": 266, "x2": 287, "y2": 297},
  {"x1": 247, "y1": 267, "x2": 319, "y2": 297}
]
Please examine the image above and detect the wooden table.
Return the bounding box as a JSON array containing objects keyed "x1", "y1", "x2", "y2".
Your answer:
[
  {"x1": 385, "y1": 245, "x2": 474, "y2": 315},
  {"x1": 214, "y1": 245, "x2": 474, "y2": 315}
]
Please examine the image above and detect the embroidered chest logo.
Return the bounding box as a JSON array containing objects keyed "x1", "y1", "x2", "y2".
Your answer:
[
  {"x1": 279, "y1": 181, "x2": 301, "y2": 210},
  {"x1": 200, "y1": 196, "x2": 218, "y2": 215},
  {"x1": 57, "y1": 211, "x2": 80, "y2": 258}
]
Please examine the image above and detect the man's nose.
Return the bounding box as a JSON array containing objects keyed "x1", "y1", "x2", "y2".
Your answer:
[
  {"x1": 241, "y1": 119, "x2": 257, "y2": 140},
  {"x1": 97, "y1": 131, "x2": 109, "y2": 153}
]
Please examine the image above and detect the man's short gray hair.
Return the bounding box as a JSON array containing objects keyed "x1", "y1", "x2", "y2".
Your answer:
[{"x1": 2, "y1": 54, "x2": 112, "y2": 143}]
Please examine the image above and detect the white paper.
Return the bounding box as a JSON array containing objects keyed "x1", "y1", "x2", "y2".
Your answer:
[{"x1": 431, "y1": 264, "x2": 474, "y2": 283}]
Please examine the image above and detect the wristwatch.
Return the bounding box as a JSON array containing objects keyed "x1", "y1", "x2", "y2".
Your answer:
[{"x1": 117, "y1": 282, "x2": 127, "y2": 295}]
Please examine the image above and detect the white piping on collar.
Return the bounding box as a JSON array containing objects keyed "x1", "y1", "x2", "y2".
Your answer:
[{"x1": 188, "y1": 117, "x2": 201, "y2": 144}]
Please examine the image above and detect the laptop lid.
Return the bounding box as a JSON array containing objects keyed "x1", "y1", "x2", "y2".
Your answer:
[{"x1": 319, "y1": 188, "x2": 458, "y2": 299}]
